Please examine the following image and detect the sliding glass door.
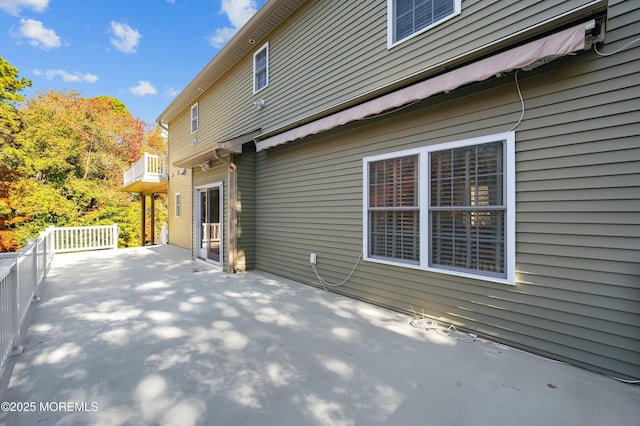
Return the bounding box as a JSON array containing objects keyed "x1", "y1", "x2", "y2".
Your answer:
[{"x1": 197, "y1": 184, "x2": 222, "y2": 264}]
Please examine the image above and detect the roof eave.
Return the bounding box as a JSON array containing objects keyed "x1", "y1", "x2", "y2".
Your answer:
[{"x1": 156, "y1": 0, "x2": 305, "y2": 126}]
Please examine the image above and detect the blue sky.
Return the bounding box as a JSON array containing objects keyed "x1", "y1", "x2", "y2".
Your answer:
[{"x1": 0, "y1": 0, "x2": 267, "y2": 126}]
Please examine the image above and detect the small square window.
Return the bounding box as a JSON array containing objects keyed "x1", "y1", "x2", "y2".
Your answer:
[
  {"x1": 191, "y1": 103, "x2": 199, "y2": 134},
  {"x1": 253, "y1": 43, "x2": 269, "y2": 93},
  {"x1": 388, "y1": 0, "x2": 461, "y2": 46}
]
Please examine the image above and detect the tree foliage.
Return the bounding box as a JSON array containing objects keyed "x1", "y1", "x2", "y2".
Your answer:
[
  {"x1": 1, "y1": 56, "x2": 168, "y2": 251},
  {"x1": 0, "y1": 56, "x2": 31, "y2": 250},
  {"x1": 10, "y1": 90, "x2": 145, "y2": 181},
  {"x1": 0, "y1": 83, "x2": 165, "y2": 250},
  {"x1": 0, "y1": 55, "x2": 32, "y2": 138},
  {"x1": 95, "y1": 95, "x2": 130, "y2": 116}
]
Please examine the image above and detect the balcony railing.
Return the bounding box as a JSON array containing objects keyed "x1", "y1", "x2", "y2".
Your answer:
[
  {"x1": 0, "y1": 225, "x2": 119, "y2": 372},
  {"x1": 123, "y1": 153, "x2": 167, "y2": 188}
]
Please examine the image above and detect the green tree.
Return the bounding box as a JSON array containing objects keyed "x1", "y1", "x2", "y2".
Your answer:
[
  {"x1": 3, "y1": 90, "x2": 147, "y2": 249},
  {"x1": 0, "y1": 56, "x2": 31, "y2": 138},
  {"x1": 0, "y1": 56, "x2": 31, "y2": 250},
  {"x1": 95, "y1": 95, "x2": 130, "y2": 116}
]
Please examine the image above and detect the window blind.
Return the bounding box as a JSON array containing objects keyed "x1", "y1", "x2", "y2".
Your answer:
[
  {"x1": 429, "y1": 142, "x2": 505, "y2": 274},
  {"x1": 369, "y1": 155, "x2": 419, "y2": 261},
  {"x1": 395, "y1": 0, "x2": 455, "y2": 42}
]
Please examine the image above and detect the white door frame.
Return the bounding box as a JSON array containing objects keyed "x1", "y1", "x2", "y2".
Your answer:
[{"x1": 195, "y1": 182, "x2": 224, "y2": 267}]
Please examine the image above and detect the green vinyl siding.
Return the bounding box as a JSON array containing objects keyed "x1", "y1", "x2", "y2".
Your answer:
[
  {"x1": 254, "y1": 2, "x2": 640, "y2": 379},
  {"x1": 261, "y1": 0, "x2": 606, "y2": 135},
  {"x1": 236, "y1": 146, "x2": 256, "y2": 271},
  {"x1": 167, "y1": 163, "x2": 192, "y2": 250},
  {"x1": 168, "y1": 0, "x2": 606, "y2": 167},
  {"x1": 165, "y1": 0, "x2": 639, "y2": 379}
]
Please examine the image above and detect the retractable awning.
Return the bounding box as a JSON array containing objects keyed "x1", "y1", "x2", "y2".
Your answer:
[{"x1": 255, "y1": 21, "x2": 593, "y2": 151}]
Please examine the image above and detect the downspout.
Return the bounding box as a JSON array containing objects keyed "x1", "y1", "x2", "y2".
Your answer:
[{"x1": 213, "y1": 149, "x2": 238, "y2": 273}]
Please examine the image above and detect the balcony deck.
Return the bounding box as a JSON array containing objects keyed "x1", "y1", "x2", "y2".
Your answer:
[
  {"x1": 122, "y1": 153, "x2": 168, "y2": 195},
  {"x1": 1, "y1": 245, "x2": 638, "y2": 426}
]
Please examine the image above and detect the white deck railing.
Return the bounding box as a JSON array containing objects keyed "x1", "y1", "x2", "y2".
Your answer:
[
  {"x1": 123, "y1": 153, "x2": 167, "y2": 187},
  {"x1": 0, "y1": 224, "x2": 119, "y2": 372},
  {"x1": 52, "y1": 224, "x2": 119, "y2": 253},
  {"x1": 0, "y1": 228, "x2": 54, "y2": 372}
]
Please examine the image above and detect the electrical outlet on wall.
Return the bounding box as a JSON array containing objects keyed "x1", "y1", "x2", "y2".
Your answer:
[{"x1": 310, "y1": 253, "x2": 317, "y2": 265}]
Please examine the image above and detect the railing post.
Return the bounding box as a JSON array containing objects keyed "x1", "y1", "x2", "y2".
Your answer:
[
  {"x1": 144, "y1": 152, "x2": 150, "y2": 176},
  {"x1": 112, "y1": 224, "x2": 119, "y2": 250},
  {"x1": 7, "y1": 256, "x2": 23, "y2": 357},
  {"x1": 41, "y1": 229, "x2": 49, "y2": 278},
  {"x1": 47, "y1": 226, "x2": 55, "y2": 265},
  {"x1": 52, "y1": 226, "x2": 59, "y2": 254},
  {"x1": 26, "y1": 238, "x2": 42, "y2": 303}
]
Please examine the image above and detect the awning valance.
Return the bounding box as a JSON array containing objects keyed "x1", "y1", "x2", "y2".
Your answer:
[{"x1": 255, "y1": 21, "x2": 591, "y2": 151}]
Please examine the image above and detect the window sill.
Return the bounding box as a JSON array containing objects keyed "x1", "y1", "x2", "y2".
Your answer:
[{"x1": 364, "y1": 256, "x2": 515, "y2": 286}]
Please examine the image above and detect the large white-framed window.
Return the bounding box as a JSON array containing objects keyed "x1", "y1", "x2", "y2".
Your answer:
[
  {"x1": 363, "y1": 132, "x2": 515, "y2": 285},
  {"x1": 253, "y1": 42, "x2": 269, "y2": 93},
  {"x1": 388, "y1": 0, "x2": 461, "y2": 47},
  {"x1": 175, "y1": 192, "x2": 182, "y2": 218},
  {"x1": 191, "y1": 103, "x2": 199, "y2": 134}
]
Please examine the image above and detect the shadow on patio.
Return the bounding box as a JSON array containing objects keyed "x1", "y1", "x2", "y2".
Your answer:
[{"x1": 0, "y1": 245, "x2": 638, "y2": 425}]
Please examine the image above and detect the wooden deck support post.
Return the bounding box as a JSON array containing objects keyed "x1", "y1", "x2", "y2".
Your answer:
[
  {"x1": 140, "y1": 193, "x2": 146, "y2": 246},
  {"x1": 150, "y1": 194, "x2": 156, "y2": 245}
]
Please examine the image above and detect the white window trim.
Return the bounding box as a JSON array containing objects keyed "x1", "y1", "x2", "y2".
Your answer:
[
  {"x1": 191, "y1": 103, "x2": 199, "y2": 134},
  {"x1": 174, "y1": 192, "x2": 182, "y2": 218},
  {"x1": 387, "y1": 0, "x2": 462, "y2": 48},
  {"x1": 253, "y1": 42, "x2": 269, "y2": 94},
  {"x1": 362, "y1": 132, "x2": 516, "y2": 285}
]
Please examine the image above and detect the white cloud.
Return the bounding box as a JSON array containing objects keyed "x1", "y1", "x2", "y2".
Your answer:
[
  {"x1": 206, "y1": 27, "x2": 237, "y2": 49},
  {"x1": 33, "y1": 69, "x2": 98, "y2": 83},
  {"x1": 207, "y1": 0, "x2": 258, "y2": 48},
  {"x1": 221, "y1": 0, "x2": 257, "y2": 28},
  {"x1": 110, "y1": 21, "x2": 141, "y2": 54},
  {"x1": 0, "y1": 0, "x2": 49, "y2": 16},
  {"x1": 129, "y1": 81, "x2": 157, "y2": 97},
  {"x1": 164, "y1": 87, "x2": 179, "y2": 98},
  {"x1": 15, "y1": 18, "x2": 61, "y2": 49}
]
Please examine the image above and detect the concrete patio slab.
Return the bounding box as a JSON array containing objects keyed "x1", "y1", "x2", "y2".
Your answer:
[{"x1": 1, "y1": 245, "x2": 638, "y2": 425}]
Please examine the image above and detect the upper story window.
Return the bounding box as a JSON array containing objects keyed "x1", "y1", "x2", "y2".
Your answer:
[
  {"x1": 253, "y1": 42, "x2": 269, "y2": 93},
  {"x1": 388, "y1": 0, "x2": 461, "y2": 47},
  {"x1": 191, "y1": 103, "x2": 199, "y2": 134},
  {"x1": 364, "y1": 132, "x2": 515, "y2": 285}
]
